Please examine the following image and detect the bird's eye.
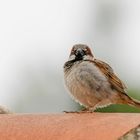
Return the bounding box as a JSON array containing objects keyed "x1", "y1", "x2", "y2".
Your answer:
[
  {"x1": 83, "y1": 49, "x2": 87, "y2": 53},
  {"x1": 70, "y1": 49, "x2": 75, "y2": 55},
  {"x1": 73, "y1": 49, "x2": 77, "y2": 54}
]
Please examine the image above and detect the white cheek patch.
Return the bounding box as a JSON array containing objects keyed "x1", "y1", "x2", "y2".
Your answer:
[
  {"x1": 69, "y1": 54, "x2": 76, "y2": 61},
  {"x1": 83, "y1": 55, "x2": 93, "y2": 60}
]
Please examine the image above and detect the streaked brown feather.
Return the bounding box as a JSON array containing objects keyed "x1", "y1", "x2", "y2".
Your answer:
[{"x1": 87, "y1": 59, "x2": 127, "y2": 94}]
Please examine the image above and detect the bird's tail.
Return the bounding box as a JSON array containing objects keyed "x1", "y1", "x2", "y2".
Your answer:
[
  {"x1": 119, "y1": 93, "x2": 140, "y2": 108},
  {"x1": 129, "y1": 98, "x2": 140, "y2": 108}
]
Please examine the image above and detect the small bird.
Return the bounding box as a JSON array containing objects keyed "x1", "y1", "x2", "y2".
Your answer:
[{"x1": 63, "y1": 44, "x2": 140, "y2": 112}]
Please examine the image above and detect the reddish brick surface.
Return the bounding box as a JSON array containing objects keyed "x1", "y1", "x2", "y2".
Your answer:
[{"x1": 0, "y1": 113, "x2": 140, "y2": 140}]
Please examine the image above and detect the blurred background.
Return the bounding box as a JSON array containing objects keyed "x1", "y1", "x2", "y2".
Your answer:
[{"x1": 0, "y1": 0, "x2": 140, "y2": 113}]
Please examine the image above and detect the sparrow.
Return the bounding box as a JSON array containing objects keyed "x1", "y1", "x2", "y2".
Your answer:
[{"x1": 63, "y1": 44, "x2": 140, "y2": 112}]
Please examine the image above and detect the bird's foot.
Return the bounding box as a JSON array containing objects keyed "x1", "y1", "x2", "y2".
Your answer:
[
  {"x1": 63, "y1": 111, "x2": 79, "y2": 113},
  {"x1": 80, "y1": 108, "x2": 93, "y2": 113},
  {"x1": 63, "y1": 108, "x2": 94, "y2": 113}
]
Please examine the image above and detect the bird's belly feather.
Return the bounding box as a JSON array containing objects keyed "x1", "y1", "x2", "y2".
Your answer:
[{"x1": 65, "y1": 61, "x2": 111, "y2": 107}]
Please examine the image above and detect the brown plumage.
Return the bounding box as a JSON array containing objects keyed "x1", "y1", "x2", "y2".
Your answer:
[{"x1": 64, "y1": 44, "x2": 140, "y2": 111}]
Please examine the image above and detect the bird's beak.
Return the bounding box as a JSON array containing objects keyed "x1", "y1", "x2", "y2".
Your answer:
[{"x1": 75, "y1": 48, "x2": 85, "y2": 58}]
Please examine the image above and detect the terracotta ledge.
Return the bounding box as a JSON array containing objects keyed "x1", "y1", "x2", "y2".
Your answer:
[{"x1": 0, "y1": 113, "x2": 140, "y2": 140}]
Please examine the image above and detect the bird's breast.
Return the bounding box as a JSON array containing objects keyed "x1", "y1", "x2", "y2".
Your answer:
[{"x1": 64, "y1": 61, "x2": 110, "y2": 107}]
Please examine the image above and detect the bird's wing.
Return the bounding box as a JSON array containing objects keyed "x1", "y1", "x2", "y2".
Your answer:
[{"x1": 93, "y1": 59, "x2": 127, "y2": 93}]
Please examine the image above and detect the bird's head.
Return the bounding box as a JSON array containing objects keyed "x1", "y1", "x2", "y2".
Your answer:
[{"x1": 69, "y1": 44, "x2": 94, "y2": 61}]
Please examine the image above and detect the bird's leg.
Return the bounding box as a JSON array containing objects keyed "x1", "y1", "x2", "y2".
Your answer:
[
  {"x1": 63, "y1": 110, "x2": 79, "y2": 113},
  {"x1": 79, "y1": 108, "x2": 93, "y2": 113},
  {"x1": 63, "y1": 108, "x2": 94, "y2": 113}
]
